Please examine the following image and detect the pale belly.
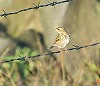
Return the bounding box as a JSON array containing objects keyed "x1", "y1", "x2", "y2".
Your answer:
[{"x1": 56, "y1": 38, "x2": 69, "y2": 48}]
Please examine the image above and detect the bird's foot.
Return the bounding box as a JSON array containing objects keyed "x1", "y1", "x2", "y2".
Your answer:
[{"x1": 60, "y1": 48, "x2": 67, "y2": 52}]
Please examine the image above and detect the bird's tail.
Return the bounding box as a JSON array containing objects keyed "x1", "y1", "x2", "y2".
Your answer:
[{"x1": 49, "y1": 46, "x2": 54, "y2": 49}]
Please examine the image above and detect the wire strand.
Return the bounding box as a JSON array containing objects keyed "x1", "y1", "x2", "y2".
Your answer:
[
  {"x1": 0, "y1": 42, "x2": 100, "y2": 64},
  {"x1": 0, "y1": 0, "x2": 72, "y2": 17}
]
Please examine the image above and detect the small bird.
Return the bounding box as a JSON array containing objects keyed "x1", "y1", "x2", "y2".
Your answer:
[{"x1": 50, "y1": 27, "x2": 70, "y2": 50}]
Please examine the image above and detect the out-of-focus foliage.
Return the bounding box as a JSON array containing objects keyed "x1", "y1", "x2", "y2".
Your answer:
[
  {"x1": 0, "y1": 48, "x2": 100, "y2": 86},
  {"x1": 0, "y1": 47, "x2": 39, "y2": 86}
]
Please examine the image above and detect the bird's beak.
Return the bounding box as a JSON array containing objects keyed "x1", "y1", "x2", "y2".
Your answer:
[{"x1": 55, "y1": 28, "x2": 57, "y2": 31}]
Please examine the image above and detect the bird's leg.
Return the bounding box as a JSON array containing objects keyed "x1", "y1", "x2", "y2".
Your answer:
[
  {"x1": 60, "y1": 48, "x2": 67, "y2": 52},
  {"x1": 60, "y1": 48, "x2": 65, "y2": 51}
]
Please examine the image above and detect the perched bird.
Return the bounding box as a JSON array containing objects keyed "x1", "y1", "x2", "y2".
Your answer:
[{"x1": 50, "y1": 27, "x2": 70, "y2": 50}]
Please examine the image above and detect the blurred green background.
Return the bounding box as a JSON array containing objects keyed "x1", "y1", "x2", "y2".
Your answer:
[{"x1": 0, "y1": 0, "x2": 100, "y2": 86}]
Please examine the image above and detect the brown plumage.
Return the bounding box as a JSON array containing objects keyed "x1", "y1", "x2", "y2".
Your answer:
[{"x1": 50, "y1": 27, "x2": 70, "y2": 49}]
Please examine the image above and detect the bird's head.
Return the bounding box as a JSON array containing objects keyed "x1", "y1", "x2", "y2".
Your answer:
[
  {"x1": 55, "y1": 27, "x2": 65, "y2": 34},
  {"x1": 55, "y1": 27, "x2": 70, "y2": 38}
]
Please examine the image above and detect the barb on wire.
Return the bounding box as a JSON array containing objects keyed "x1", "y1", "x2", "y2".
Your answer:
[
  {"x1": 0, "y1": 0, "x2": 72, "y2": 17},
  {"x1": 2, "y1": 9, "x2": 7, "y2": 18},
  {"x1": 32, "y1": 2, "x2": 40, "y2": 10},
  {"x1": 0, "y1": 42, "x2": 100, "y2": 64}
]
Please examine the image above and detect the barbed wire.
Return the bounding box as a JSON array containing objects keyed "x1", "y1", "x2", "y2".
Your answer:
[
  {"x1": 0, "y1": 0, "x2": 72, "y2": 17},
  {"x1": 0, "y1": 42, "x2": 100, "y2": 64}
]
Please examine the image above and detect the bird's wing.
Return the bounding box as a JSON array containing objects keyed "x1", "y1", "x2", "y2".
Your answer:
[
  {"x1": 50, "y1": 34, "x2": 62, "y2": 49},
  {"x1": 54, "y1": 34, "x2": 60, "y2": 44}
]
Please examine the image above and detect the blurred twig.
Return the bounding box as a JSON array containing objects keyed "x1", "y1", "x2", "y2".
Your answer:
[
  {"x1": 0, "y1": 42, "x2": 100, "y2": 64},
  {"x1": 0, "y1": 0, "x2": 72, "y2": 17}
]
